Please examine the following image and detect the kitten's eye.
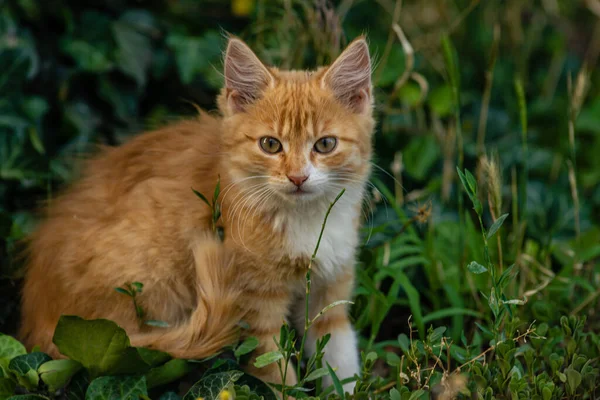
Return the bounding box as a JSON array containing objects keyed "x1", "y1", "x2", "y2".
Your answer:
[
  {"x1": 259, "y1": 137, "x2": 282, "y2": 154},
  {"x1": 313, "y1": 137, "x2": 337, "y2": 154}
]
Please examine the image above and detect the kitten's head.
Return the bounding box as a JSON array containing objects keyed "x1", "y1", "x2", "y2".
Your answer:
[{"x1": 218, "y1": 37, "x2": 374, "y2": 207}]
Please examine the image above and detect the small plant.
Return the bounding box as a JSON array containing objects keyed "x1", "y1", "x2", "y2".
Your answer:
[
  {"x1": 192, "y1": 176, "x2": 224, "y2": 241},
  {"x1": 115, "y1": 282, "x2": 170, "y2": 328},
  {"x1": 457, "y1": 167, "x2": 523, "y2": 341}
]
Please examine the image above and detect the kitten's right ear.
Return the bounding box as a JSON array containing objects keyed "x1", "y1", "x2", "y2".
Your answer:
[{"x1": 224, "y1": 38, "x2": 274, "y2": 113}]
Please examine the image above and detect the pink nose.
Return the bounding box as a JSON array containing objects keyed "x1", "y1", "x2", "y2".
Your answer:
[{"x1": 287, "y1": 175, "x2": 309, "y2": 187}]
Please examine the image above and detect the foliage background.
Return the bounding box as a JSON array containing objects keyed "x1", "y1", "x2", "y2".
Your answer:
[{"x1": 0, "y1": 0, "x2": 599, "y2": 398}]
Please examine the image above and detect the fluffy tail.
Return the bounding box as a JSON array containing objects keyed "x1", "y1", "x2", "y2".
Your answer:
[{"x1": 130, "y1": 235, "x2": 243, "y2": 359}]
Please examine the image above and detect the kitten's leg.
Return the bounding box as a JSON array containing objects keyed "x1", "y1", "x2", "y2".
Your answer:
[
  {"x1": 242, "y1": 289, "x2": 298, "y2": 388},
  {"x1": 297, "y1": 270, "x2": 359, "y2": 393}
]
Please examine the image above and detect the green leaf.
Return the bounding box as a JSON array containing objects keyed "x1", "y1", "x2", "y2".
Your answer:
[
  {"x1": 38, "y1": 359, "x2": 83, "y2": 392},
  {"x1": 60, "y1": 40, "x2": 113, "y2": 73},
  {"x1": 234, "y1": 337, "x2": 259, "y2": 358},
  {"x1": 456, "y1": 168, "x2": 472, "y2": 197},
  {"x1": 192, "y1": 188, "x2": 211, "y2": 207},
  {"x1": 325, "y1": 362, "x2": 344, "y2": 398},
  {"x1": 253, "y1": 351, "x2": 283, "y2": 368},
  {"x1": 467, "y1": 261, "x2": 488, "y2": 274},
  {"x1": 396, "y1": 272, "x2": 424, "y2": 338},
  {"x1": 486, "y1": 213, "x2": 509, "y2": 239},
  {"x1": 113, "y1": 14, "x2": 152, "y2": 87},
  {"x1": 167, "y1": 31, "x2": 223, "y2": 85},
  {"x1": 488, "y1": 288, "x2": 500, "y2": 318},
  {"x1": 386, "y1": 352, "x2": 401, "y2": 366},
  {"x1": 202, "y1": 360, "x2": 275, "y2": 400},
  {"x1": 114, "y1": 288, "x2": 132, "y2": 296},
  {"x1": 8, "y1": 353, "x2": 52, "y2": 390},
  {"x1": 0, "y1": 335, "x2": 27, "y2": 360},
  {"x1": 159, "y1": 393, "x2": 180, "y2": 400},
  {"x1": 390, "y1": 388, "x2": 401, "y2": 400},
  {"x1": 497, "y1": 264, "x2": 517, "y2": 289},
  {"x1": 6, "y1": 395, "x2": 49, "y2": 400},
  {"x1": 183, "y1": 370, "x2": 243, "y2": 400},
  {"x1": 65, "y1": 370, "x2": 89, "y2": 400},
  {"x1": 464, "y1": 169, "x2": 478, "y2": 195},
  {"x1": 398, "y1": 82, "x2": 422, "y2": 107},
  {"x1": 0, "y1": 378, "x2": 16, "y2": 399},
  {"x1": 514, "y1": 78, "x2": 528, "y2": 137},
  {"x1": 409, "y1": 390, "x2": 427, "y2": 400},
  {"x1": 85, "y1": 375, "x2": 148, "y2": 400},
  {"x1": 131, "y1": 282, "x2": 143, "y2": 293},
  {"x1": 145, "y1": 359, "x2": 191, "y2": 389},
  {"x1": 135, "y1": 348, "x2": 170, "y2": 367},
  {"x1": 212, "y1": 176, "x2": 221, "y2": 206},
  {"x1": 565, "y1": 367, "x2": 582, "y2": 395},
  {"x1": 428, "y1": 85, "x2": 453, "y2": 117},
  {"x1": 403, "y1": 135, "x2": 441, "y2": 181},
  {"x1": 52, "y1": 316, "x2": 149, "y2": 377},
  {"x1": 28, "y1": 127, "x2": 45, "y2": 154},
  {"x1": 303, "y1": 367, "x2": 329, "y2": 382},
  {"x1": 397, "y1": 334, "x2": 409, "y2": 354},
  {"x1": 144, "y1": 320, "x2": 170, "y2": 328}
]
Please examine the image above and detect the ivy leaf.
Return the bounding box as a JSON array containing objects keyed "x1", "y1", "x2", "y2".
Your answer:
[
  {"x1": 145, "y1": 359, "x2": 191, "y2": 389},
  {"x1": 159, "y1": 393, "x2": 181, "y2": 400},
  {"x1": 135, "y1": 348, "x2": 170, "y2": 368},
  {"x1": 203, "y1": 359, "x2": 276, "y2": 400},
  {"x1": 52, "y1": 316, "x2": 149, "y2": 377},
  {"x1": 183, "y1": 370, "x2": 243, "y2": 400},
  {"x1": 253, "y1": 351, "x2": 283, "y2": 368},
  {"x1": 113, "y1": 15, "x2": 152, "y2": 87},
  {"x1": 85, "y1": 375, "x2": 148, "y2": 400},
  {"x1": 467, "y1": 261, "x2": 488, "y2": 274},
  {"x1": 60, "y1": 40, "x2": 113, "y2": 73},
  {"x1": 234, "y1": 337, "x2": 259, "y2": 358},
  {"x1": 8, "y1": 352, "x2": 52, "y2": 390},
  {"x1": 38, "y1": 359, "x2": 83, "y2": 392},
  {"x1": 64, "y1": 370, "x2": 89, "y2": 400},
  {"x1": 0, "y1": 378, "x2": 16, "y2": 399},
  {"x1": 166, "y1": 31, "x2": 222, "y2": 85},
  {"x1": 0, "y1": 335, "x2": 27, "y2": 360},
  {"x1": 486, "y1": 213, "x2": 509, "y2": 239}
]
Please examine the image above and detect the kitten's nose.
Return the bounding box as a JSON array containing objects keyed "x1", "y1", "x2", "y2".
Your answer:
[{"x1": 287, "y1": 174, "x2": 309, "y2": 187}]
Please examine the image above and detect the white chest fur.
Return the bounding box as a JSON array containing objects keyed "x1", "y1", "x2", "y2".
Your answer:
[{"x1": 274, "y1": 192, "x2": 361, "y2": 280}]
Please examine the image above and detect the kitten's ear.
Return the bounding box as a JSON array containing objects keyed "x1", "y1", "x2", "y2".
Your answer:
[
  {"x1": 224, "y1": 38, "x2": 274, "y2": 113},
  {"x1": 322, "y1": 37, "x2": 372, "y2": 113}
]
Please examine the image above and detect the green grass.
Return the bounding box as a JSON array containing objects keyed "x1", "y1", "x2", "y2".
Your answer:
[{"x1": 1, "y1": 0, "x2": 600, "y2": 399}]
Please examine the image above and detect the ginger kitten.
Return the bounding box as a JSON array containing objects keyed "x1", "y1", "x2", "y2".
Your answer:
[{"x1": 20, "y1": 36, "x2": 374, "y2": 391}]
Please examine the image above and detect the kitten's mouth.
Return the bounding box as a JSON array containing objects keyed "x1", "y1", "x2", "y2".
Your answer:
[
  {"x1": 288, "y1": 187, "x2": 313, "y2": 196},
  {"x1": 291, "y1": 188, "x2": 309, "y2": 195}
]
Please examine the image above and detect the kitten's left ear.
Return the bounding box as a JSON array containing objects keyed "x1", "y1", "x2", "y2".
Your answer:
[{"x1": 322, "y1": 37, "x2": 372, "y2": 114}]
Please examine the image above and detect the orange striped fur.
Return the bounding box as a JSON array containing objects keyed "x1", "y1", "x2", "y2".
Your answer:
[{"x1": 20, "y1": 37, "x2": 375, "y2": 389}]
